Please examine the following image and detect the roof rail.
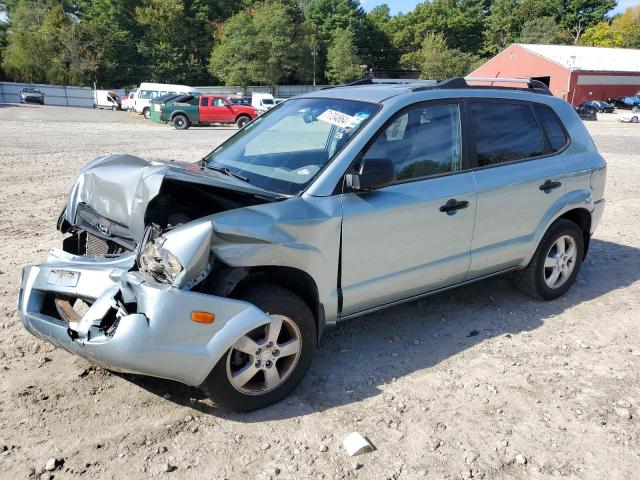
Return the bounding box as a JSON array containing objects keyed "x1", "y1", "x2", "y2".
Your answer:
[
  {"x1": 321, "y1": 78, "x2": 438, "y2": 90},
  {"x1": 411, "y1": 77, "x2": 552, "y2": 95}
]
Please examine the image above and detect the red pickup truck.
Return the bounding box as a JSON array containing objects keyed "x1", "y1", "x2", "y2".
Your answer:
[{"x1": 159, "y1": 95, "x2": 258, "y2": 130}]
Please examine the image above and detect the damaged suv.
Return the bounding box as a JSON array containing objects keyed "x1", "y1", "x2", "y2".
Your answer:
[{"x1": 18, "y1": 78, "x2": 606, "y2": 411}]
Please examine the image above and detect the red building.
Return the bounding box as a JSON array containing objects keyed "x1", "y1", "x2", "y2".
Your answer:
[{"x1": 469, "y1": 44, "x2": 640, "y2": 105}]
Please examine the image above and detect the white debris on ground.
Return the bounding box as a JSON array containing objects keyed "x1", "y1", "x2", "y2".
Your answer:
[{"x1": 0, "y1": 106, "x2": 639, "y2": 479}]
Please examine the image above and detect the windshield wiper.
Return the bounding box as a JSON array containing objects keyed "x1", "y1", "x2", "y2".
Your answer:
[{"x1": 205, "y1": 165, "x2": 250, "y2": 183}]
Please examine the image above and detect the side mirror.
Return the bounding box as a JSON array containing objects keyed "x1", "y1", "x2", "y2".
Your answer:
[{"x1": 345, "y1": 158, "x2": 396, "y2": 192}]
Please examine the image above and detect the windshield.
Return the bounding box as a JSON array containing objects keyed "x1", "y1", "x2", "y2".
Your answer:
[{"x1": 204, "y1": 98, "x2": 378, "y2": 195}]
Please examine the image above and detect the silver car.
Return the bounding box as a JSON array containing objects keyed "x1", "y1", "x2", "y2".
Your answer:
[{"x1": 18, "y1": 78, "x2": 606, "y2": 411}]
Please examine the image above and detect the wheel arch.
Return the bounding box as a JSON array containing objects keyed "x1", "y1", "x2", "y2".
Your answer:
[
  {"x1": 235, "y1": 113, "x2": 251, "y2": 122},
  {"x1": 557, "y1": 208, "x2": 592, "y2": 258},
  {"x1": 170, "y1": 110, "x2": 189, "y2": 121},
  {"x1": 235, "y1": 265, "x2": 325, "y2": 342}
]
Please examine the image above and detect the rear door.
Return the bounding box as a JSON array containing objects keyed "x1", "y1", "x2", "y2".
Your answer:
[
  {"x1": 467, "y1": 100, "x2": 568, "y2": 278},
  {"x1": 340, "y1": 100, "x2": 478, "y2": 315}
]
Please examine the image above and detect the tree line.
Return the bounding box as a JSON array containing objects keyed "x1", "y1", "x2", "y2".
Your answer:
[{"x1": 0, "y1": 0, "x2": 633, "y2": 89}]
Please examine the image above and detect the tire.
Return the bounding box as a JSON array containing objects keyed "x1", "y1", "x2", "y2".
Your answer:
[
  {"x1": 112, "y1": 105, "x2": 116, "y2": 111},
  {"x1": 514, "y1": 219, "x2": 584, "y2": 300},
  {"x1": 236, "y1": 115, "x2": 251, "y2": 128},
  {"x1": 201, "y1": 283, "x2": 316, "y2": 412},
  {"x1": 143, "y1": 108, "x2": 150, "y2": 119},
  {"x1": 631, "y1": 116, "x2": 639, "y2": 123},
  {"x1": 172, "y1": 114, "x2": 190, "y2": 130}
]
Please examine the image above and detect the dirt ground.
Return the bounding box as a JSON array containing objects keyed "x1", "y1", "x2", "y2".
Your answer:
[{"x1": 0, "y1": 104, "x2": 639, "y2": 480}]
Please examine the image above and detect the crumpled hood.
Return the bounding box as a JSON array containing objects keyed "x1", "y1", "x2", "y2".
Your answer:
[{"x1": 62, "y1": 153, "x2": 266, "y2": 242}]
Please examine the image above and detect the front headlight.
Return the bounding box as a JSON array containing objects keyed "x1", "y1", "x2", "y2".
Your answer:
[{"x1": 137, "y1": 227, "x2": 184, "y2": 284}]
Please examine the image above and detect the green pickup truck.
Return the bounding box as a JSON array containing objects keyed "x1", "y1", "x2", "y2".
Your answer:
[{"x1": 159, "y1": 95, "x2": 258, "y2": 129}]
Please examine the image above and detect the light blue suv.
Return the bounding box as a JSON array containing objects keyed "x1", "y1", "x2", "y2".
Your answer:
[{"x1": 19, "y1": 78, "x2": 606, "y2": 411}]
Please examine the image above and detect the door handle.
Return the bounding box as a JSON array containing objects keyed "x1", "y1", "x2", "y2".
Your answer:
[
  {"x1": 439, "y1": 199, "x2": 469, "y2": 213},
  {"x1": 539, "y1": 179, "x2": 562, "y2": 191}
]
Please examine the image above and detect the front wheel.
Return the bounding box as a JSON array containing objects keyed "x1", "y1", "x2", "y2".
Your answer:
[
  {"x1": 514, "y1": 219, "x2": 584, "y2": 300},
  {"x1": 236, "y1": 115, "x2": 251, "y2": 128},
  {"x1": 201, "y1": 284, "x2": 316, "y2": 412},
  {"x1": 143, "y1": 108, "x2": 150, "y2": 119},
  {"x1": 631, "y1": 116, "x2": 639, "y2": 123}
]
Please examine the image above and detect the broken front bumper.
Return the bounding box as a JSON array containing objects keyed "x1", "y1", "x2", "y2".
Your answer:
[{"x1": 18, "y1": 250, "x2": 271, "y2": 386}]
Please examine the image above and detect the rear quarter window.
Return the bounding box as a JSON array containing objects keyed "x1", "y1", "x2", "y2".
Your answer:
[{"x1": 533, "y1": 104, "x2": 569, "y2": 152}]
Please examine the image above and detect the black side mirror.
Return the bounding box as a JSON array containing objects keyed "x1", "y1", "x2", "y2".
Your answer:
[{"x1": 345, "y1": 158, "x2": 396, "y2": 192}]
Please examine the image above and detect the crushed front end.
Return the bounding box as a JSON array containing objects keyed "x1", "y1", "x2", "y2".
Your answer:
[{"x1": 18, "y1": 248, "x2": 272, "y2": 386}]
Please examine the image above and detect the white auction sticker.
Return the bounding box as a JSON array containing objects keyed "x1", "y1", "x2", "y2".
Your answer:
[{"x1": 317, "y1": 109, "x2": 357, "y2": 129}]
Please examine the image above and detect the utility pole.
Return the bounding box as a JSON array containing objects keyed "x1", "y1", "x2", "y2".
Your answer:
[{"x1": 312, "y1": 42, "x2": 317, "y2": 87}]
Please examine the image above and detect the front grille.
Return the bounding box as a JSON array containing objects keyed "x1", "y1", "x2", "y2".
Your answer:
[{"x1": 75, "y1": 203, "x2": 135, "y2": 251}]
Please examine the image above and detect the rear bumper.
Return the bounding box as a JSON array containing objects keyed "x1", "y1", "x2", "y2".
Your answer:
[{"x1": 18, "y1": 250, "x2": 271, "y2": 386}]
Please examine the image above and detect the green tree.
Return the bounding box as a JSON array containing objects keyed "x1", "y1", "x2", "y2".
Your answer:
[
  {"x1": 561, "y1": 0, "x2": 616, "y2": 44},
  {"x1": 210, "y1": 1, "x2": 308, "y2": 86},
  {"x1": 483, "y1": 0, "x2": 521, "y2": 54},
  {"x1": 78, "y1": 0, "x2": 141, "y2": 87},
  {"x1": 518, "y1": 16, "x2": 563, "y2": 44},
  {"x1": 325, "y1": 26, "x2": 362, "y2": 83},
  {"x1": 406, "y1": 32, "x2": 480, "y2": 80},
  {"x1": 388, "y1": 0, "x2": 485, "y2": 55},
  {"x1": 580, "y1": 6, "x2": 640, "y2": 48},
  {"x1": 3, "y1": 1, "x2": 94, "y2": 84}
]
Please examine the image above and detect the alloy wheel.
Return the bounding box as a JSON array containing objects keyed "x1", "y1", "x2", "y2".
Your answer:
[
  {"x1": 543, "y1": 235, "x2": 578, "y2": 289},
  {"x1": 226, "y1": 314, "x2": 302, "y2": 395}
]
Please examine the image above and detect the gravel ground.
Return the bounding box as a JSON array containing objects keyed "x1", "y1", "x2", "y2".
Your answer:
[{"x1": 0, "y1": 104, "x2": 639, "y2": 480}]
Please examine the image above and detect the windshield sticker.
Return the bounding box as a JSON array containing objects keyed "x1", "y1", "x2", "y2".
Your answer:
[{"x1": 318, "y1": 109, "x2": 358, "y2": 129}]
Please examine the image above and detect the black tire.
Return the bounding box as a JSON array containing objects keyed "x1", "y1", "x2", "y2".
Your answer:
[
  {"x1": 514, "y1": 219, "x2": 584, "y2": 300},
  {"x1": 201, "y1": 283, "x2": 316, "y2": 412},
  {"x1": 631, "y1": 116, "x2": 639, "y2": 123},
  {"x1": 236, "y1": 115, "x2": 251, "y2": 128},
  {"x1": 172, "y1": 114, "x2": 190, "y2": 130},
  {"x1": 143, "y1": 107, "x2": 150, "y2": 119}
]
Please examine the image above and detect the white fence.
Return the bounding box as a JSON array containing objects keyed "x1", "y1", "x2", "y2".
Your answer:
[{"x1": 0, "y1": 81, "x2": 95, "y2": 108}]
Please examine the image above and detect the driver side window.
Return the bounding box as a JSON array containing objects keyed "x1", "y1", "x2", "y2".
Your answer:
[{"x1": 363, "y1": 103, "x2": 462, "y2": 182}]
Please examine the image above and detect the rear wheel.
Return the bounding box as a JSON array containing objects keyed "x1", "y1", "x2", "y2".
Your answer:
[
  {"x1": 631, "y1": 116, "x2": 639, "y2": 123},
  {"x1": 515, "y1": 219, "x2": 584, "y2": 300},
  {"x1": 236, "y1": 115, "x2": 251, "y2": 128},
  {"x1": 201, "y1": 284, "x2": 316, "y2": 412},
  {"x1": 172, "y1": 114, "x2": 190, "y2": 130}
]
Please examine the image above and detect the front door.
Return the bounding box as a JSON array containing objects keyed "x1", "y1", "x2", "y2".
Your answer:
[{"x1": 340, "y1": 101, "x2": 478, "y2": 316}]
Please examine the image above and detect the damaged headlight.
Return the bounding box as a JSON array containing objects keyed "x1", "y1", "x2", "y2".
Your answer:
[{"x1": 137, "y1": 226, "x2": 184, "y2": 284}]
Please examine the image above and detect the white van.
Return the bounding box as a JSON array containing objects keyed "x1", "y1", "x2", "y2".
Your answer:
[
  {"x1": 94, "y1": 90, "x2": 121, "y2": 110},
  {"x1": 251, "y1": 92, "x2": 276, "y2": 114},
  {"x1": 133, "y1": 82, "x2": 199, "y2": 118}
]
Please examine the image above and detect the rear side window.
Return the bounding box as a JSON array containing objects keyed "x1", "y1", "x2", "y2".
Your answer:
[
  {"x1": 469, "y1": 102, "x2": 543, "y2": 167},
  {"x1": 201, "y1": 97, "x2": 209, "y2": 107},
  {"x1": 534, "y1": 104, "x2": 568, "y2": 152}
]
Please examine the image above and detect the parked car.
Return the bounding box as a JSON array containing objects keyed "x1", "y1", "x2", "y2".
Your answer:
[
  {"x1": 149, "y1": 93, "x2": 197, "y2": 123},
  {"x1": 160, "y1": 95, "x2": 257, "y2": 129},
  {"x1": 618, "y1": 107, "x2": 639, "y2": 123},
  {"x1": 94, "y1": 90, "x2": 121, "y2": 110},
  {"x1": 251, "y1": 92, "x2": 276, "y2": 114},
  {"x1": 20, "y1": 87, "x2": 45, "y2": 105},
  {"x1": 133, "y1": 82, "x2": 199, "y2": 119},
  {"x1": 18, "y1": 77, "x2": 606, "y2": 412},
  {"x1": 609, "y1": 95, "x2": 640, "y2": 110},
  {"x1": 228, "y1": 95, "x2": 252, "y2": 106},
  {"x1": 121, "y1": 90, "x2": 137, "y2": 111},
  {"x1": 579, "y1": 100, "x2": 614, "y2": 113},
  {"x1": 575, "y1": 104, "x2": 597, "y2": 121}
]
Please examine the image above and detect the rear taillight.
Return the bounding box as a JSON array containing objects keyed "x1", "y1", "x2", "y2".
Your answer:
[{"x1": 159, "y1": 107, "x2": 164, "y2": 113}]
